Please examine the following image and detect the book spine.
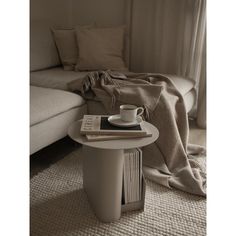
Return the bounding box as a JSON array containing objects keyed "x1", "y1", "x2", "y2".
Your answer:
[
  {"x1": 81, "y1": 130, "x2": 146, "y2": 135},
  {"x1": 86, "y1": 133, "x2": 151, "y2": 141}
]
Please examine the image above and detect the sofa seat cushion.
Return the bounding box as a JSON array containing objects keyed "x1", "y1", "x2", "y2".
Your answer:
[
  {"x1": 30, "y1": 86, "x2": 85, "y2": 126},
  {"x1": 31, "y1": 68, "x2": 195, "y2": 97},
  {"x1": 30, "y1": 67, "x2": 88, "y2": 91}
]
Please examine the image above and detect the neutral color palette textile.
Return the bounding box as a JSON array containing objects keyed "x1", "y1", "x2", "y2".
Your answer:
[
  {"x1": 30, "y1": 86, "x2": 85, "y2": 126},
  {"x1": 128, "y1": 0, "x2": 206, "y2": 124},
  {"x1": 30, "y1": 67, "x2": 88, "y2": 91},
  {"x1": 68, "y1": 71, "x2": 206, "y2": 196},
  {"x1": 75, "y1": 27, "x2": 127, "y2": 71},
  {"x1": 52, "y1": 28, "x2": 78, "y2": 70},
  {"x1": 30, "y1": 148, "x2": 206, "y2": 236}
]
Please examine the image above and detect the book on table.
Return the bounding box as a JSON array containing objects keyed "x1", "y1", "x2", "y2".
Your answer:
[
  {"x1": 81, "y1": 115, "x2": 152, "y2": 140},
  {"x1": 86, "y1": 129, "x2": 152, "y2": 141}
]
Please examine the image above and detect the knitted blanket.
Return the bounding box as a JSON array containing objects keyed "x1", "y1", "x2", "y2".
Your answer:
[{"x1": 68, "y1": 71, "x2": 206, "y2": 196}]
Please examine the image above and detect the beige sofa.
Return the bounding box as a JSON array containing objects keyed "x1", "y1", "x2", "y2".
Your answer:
[
  {"x1": 30, "y1": 22, "x2": 196, "y2": 154},
  {"x1": 30, "y1": 21, "x2": 88, "y2": 155},
  {"x1": 30, "y1": 86, "x2": 87, "y2": 154},
  {"x1": 30, "y1": 67, "x2": 196, "y2": 114}
]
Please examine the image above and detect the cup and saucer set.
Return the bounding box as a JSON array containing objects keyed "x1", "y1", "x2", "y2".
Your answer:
[{"x1": 108, "y1": 105, "x2": 144, "y2": 128}]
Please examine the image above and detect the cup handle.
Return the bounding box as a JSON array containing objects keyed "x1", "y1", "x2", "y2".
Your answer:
[{"x1": 137, "y1": 107, "x2": 144, "y2": 116}]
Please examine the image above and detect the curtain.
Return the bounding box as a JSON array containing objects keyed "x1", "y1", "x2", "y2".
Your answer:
[
  {"x1": 196, "y1": 34, "x2": 206, "y2": 128},
  {"x1": 128, "y1": 0, "x2": 206, "y2": 128}
]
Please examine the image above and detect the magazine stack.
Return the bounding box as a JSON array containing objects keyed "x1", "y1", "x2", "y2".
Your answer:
[
  {"x1": 123, "y1": 148, "x2": 143, "y2": 203},
  {"x1": 122, "y1": 148, "x2": 146, "y2": 212}
]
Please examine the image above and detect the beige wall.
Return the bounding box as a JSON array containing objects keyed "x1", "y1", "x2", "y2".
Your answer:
[
  {"x1": 30, "y1": 0, "x2": 127, "y2": 70},
  {"x1": 30, "y1": 0, "x2": 69, "y2": 26},
  {"x1": 69, "y1": 0, "x2": 126, "y2": 26},
  {"x1": 30, "y1": 0, "x2": 126, "y2": 27}
]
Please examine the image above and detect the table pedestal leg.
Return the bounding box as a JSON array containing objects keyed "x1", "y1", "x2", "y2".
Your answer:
[{"x1": 82, "y1": 146, "x2": 124, "y2": 222}]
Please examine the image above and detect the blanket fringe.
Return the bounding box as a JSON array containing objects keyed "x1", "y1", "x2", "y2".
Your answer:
[{"x1": 143, "y1": 105, "x2": 150, "y2": 120}]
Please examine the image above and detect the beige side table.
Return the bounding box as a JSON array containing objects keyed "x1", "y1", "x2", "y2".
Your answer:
[{"x1": 68, "y1": 120, "x2": 159, "y2": 222}]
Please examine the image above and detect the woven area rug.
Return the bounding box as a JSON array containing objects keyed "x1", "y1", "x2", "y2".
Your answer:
[{"x1": 30, "y1": 148, "x2": 206, "y2": 236}]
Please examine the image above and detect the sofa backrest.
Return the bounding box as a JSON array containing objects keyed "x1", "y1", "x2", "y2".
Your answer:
[
  {"x1": 30, "y1": 0, "x2": 129, "y2": 72},
  {"x1": 30, "y1": 21, "x2": 130, "y2": 72},
  {"x1": 30, "y1": 20, "x2": 61, "y2": 72}
]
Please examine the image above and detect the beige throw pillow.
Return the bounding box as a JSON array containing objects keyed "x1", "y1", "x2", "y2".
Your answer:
[
  {"x1": 75, "y1": 26, "x2": 128, "y2": 71},
  {"x1": 52, "y1": 29, "x2": 77, "y2": 71}
]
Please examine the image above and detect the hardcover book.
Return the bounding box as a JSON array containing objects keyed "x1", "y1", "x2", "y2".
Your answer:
[{"x1": 85, "y1": 129, "x2": 152, "y2": 141}]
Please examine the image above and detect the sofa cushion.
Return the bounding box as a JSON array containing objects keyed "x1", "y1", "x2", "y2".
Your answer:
[
  {"x1": 167, "y1": 74, "x2": 195, "y2": 95},
  {"x1": 75, "y1": 26, "x2": 128, "y2": 71},
  {"x1": 30, "y1": 86, "x2": 85, "y2": 126},
  {"x1": 95, "y1": 24, "x2": 130, "y2": 69},
  {"x1": 30, "y1": 67, "x2": 88, "y2": 91},
  {"x1": 30, "y1": 105, "x2": 87, "y2": 155},
  {"x1": 30, "y1": 20, "x2": 61, "y2": 71},
  {"x1": 52, "y1": 29, "x2": 78, "y2": 71},
  {"x1": 30, "y1": 67, "x2": 195, "y2": 97},
  {"x1": 184, "y1": 89, "x2": 196, "y2": 113},
  {"x1": 52, "y1": 25, "x2": 94, "y2": 71}
]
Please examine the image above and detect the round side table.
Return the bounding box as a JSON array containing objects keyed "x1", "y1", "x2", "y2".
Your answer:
[{"x1": 68, "y1": 120, "x2": 159, "y2": 222}]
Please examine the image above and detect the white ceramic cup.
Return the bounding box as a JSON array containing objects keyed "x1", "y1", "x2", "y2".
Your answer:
[{"x1": 120, "y1": 104, "x2": 144, "y2": 122}]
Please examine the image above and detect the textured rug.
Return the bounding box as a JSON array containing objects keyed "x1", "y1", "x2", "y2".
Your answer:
[{"x1": 30, "y1": 148, "x2": 206, "y2": 236}]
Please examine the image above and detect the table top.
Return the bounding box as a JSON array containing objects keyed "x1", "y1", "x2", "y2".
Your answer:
[{"x1": 68, "y1": 119, "x2": 159, "y2": 150}]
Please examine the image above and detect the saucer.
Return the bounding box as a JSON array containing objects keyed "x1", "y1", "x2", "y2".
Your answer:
[{"x1": 108, "y1": 114, "x2": 143, "y2": 127}]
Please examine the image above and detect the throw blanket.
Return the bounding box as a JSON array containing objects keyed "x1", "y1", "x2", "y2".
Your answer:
[{"x1": 68, "y1": 71, "x2": 206, "y2": 197}]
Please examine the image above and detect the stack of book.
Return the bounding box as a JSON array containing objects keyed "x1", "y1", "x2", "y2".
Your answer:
[
  {"x1": 80, "y1": 115, "x2": 152, "y2": 141},
  {"x1": 122, "y1": 148, "x2": 143, "y2": 204}
]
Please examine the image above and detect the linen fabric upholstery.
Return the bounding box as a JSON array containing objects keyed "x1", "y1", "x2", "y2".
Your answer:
[
  {"x1": 30, "y1": 106, "x2": 86, "y2": 154},
  {"x1": 30, "y1": 86, "x2": 87, "y2": 154},
  {"x1": 52, "y1": 29, "x2": 78, "y2": 71},
  {"x1": 75, "y1": 26, "x2": 127, "y2": 71},
  {"x1": 30, "y1": 86, "x2": 85, "y2": 126},
  {"x1": 95, "y1": 24, "x2": 131, "y2": 69},
  {"x1": 30, "y1": 67, "x2": 88, "y2": 91},
  {"x1": 30, "y1": 67, "x2": 195, "y2": 112},
  {"x1": 52, "y1": 25, "x2": 94, "y2": 71},
  {"x1": 124, "y1": 32, "x2": 130, "y2": 69},
  {"x1": 30, "y1": 68, "x2": 195, "y2": 95},
  {"x1": 30, "y1": 20, "x2": 61, "y2": 71},
  {"x1": 167, "y1": 74, "x2": 195, "y2": 95}
]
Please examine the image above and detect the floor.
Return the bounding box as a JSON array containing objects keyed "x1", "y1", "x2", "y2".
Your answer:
[
  {"x1": 30, "y1": 137, "x2": 80, "y2": 178},
  {"x1": 30, "y1": 119, "x2": 206, "y2": 178}
]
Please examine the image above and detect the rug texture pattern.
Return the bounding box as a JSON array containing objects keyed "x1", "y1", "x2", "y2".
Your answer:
[{"x1": 30, "y1": 149, "x2": 206, "y2": 236}]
